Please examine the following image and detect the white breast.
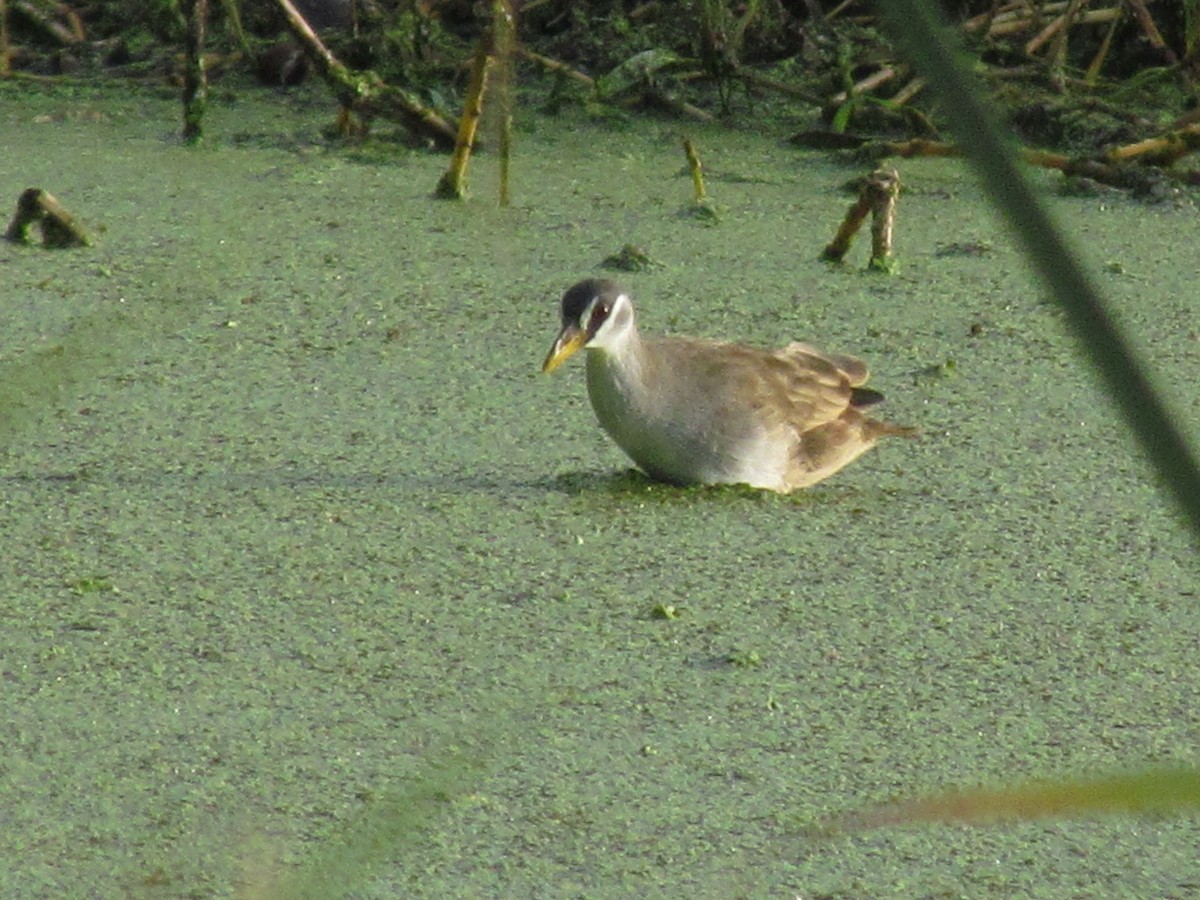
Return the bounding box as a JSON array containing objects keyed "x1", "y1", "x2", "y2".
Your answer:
[{"x1": 584, "y1": 345, "x2": 790, "y2": 490}]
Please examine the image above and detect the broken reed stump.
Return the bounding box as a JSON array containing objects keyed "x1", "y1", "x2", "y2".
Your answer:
[
  {"x1": 1, "y1": 0, "x2": 10, "y2": 77},
  {"x1": 822, "y1": 166, "x2": 900, "y2": 271},
  {"x1": 493, "y1": 0, "x2": 516, "y2": 207},
  {"x1": 867, "y1": 166, "x2": 900, "y2": 271},
  {"x1": 679, "y1": 135, "x2": 718, "y2": 222},
  {"x1": 435, "y1": 33, "x2": 491, "y2": 199},
  {"x1": 4, "y1": 188, "x2": 90, "y2": 247},
  {"x1": 181, "y1": 0, "x2": 208, "y2": 142},
  {"x1": 681, "y1": 135, "x2": 707, "y2": 204}
]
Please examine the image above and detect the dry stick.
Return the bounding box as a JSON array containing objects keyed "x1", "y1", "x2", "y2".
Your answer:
[
  {"x1": 859, "y1": 135, "x2": 1200, "y2": 188},
  {"x1": 878, "y1": 139, "x2": 1154, "y2": 191},
  {"x1": 963, "y1": 0, "x2": 1024, "y2": 32},
  {"x1": 12, "y1": 0, "x2": 83, "y2": 44},
  {"x1": 989, "y1": 5, "x2": 1117, "y2": 41},
  {"x1": 1106, "y1": 123, "x2": 1200, "y2": 166},
  {"x1": 735, "y1": 68, "x2": 824, "y2": 104},
  {"x1": 890, "y1": 76, "x2": 926, "y2": 106},
  {"x1": 1085, "y1": 8, "x2": 1121, "y2": 82},
  {"x1": 435, "y1": 37, "x2": 491, "y2": 200},
  {"x1": 967, "y1": 0, "x2": 1079, "y2": 32},
  {"x1": 4, "y1": 188, "x2": 90, "y2": 247},
  {"x1": 1022, "y1": 148, "x2": 1173, "y2": 189},
  {"x1": 1028, "y1": 0, "x2": 1097, "y2": 57},
  {"x1": 822, "y1": 183, "x2": 873, "y2": 262},
  {"x1": 978, "y1": 4, "x2": 1111, "y2": 39},
  {"x1": 972, "y1": 0, "x2": 1006, "y2": 39},
  {"x1": 867, "y1": 137, "x2": 963, "y2": 158},
  {"x1": 181, "y1": 0, "x2": 207, "y2": 142},
  {"x1": 277, "y1": 0, "x2": 342, "y2": 84},
  {"x1": 823, "y1": 0, "x2": 859, "y2": 20},
  {"x1": 966, "y1": 8, "x2": 1032, "y2": 36},
  {"x1": 518, "y1": 47, "x2": 594, "y2": 87},
  {"x1": 828, "y1": 66, "x2": 897, "y2": 107},
  {"x1": 1024, "y1": 10, "x2": 1069, "y2": 56},
  {"x1": 275, "y1": 0, "x2": 456, "y2": 149},
  {"x1": 1043, "y1": 0, "x2": 1089, "y2": 78},
  {"x1": 986, "y1": 17, "x2": 1045, "y2": 38}
]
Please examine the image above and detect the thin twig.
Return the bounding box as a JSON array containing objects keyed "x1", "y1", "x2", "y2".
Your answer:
[
  {"x1": 829, "y1": 66, "x2": 897, "y2": 106},
  {"x1": 518, "y1": 47, "x2": 594, "y2": 87},
  {"x1": 276, "y1": 0, "x2": 456, "y2": 148}
]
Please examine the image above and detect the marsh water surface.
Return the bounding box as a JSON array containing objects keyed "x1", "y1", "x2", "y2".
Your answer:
[{"x1": 2, "y1": 79, "x2": 1199, "y2": 897}]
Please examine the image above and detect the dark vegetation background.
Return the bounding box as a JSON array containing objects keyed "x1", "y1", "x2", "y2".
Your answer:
[{"x1": 4, "y1": 0, "x2": 1200, "y2": 165}]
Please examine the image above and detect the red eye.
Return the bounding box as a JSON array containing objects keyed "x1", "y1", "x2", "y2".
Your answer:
[{"x1": 589, "y1": 302, "x2": 609, "y2": 331}]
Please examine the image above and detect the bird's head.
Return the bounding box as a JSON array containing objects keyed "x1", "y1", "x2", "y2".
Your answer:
[{"x1": 542, "y1": 278, "x2": 635, "y2": 373}]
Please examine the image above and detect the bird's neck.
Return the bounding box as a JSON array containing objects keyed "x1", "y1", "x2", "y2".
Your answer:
[
  {"x1": 588, "y1": 320, "x2": 648, "y2": 385},
  {"x1": 588, "y1": 327, "x2": 661, "y2": 436}
]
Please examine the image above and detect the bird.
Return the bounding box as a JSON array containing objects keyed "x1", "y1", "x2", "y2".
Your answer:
[{"x1": 541, "y1": 278, "x2": 916, "y2": 493}]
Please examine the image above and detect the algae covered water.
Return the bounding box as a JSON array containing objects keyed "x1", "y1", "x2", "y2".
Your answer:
[{"x1": 2, "y1": 78, "x2": 1198, "y2": 897}]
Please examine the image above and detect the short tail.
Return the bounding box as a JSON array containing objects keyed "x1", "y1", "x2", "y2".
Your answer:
[
  {"x1": 866, "y1": 418, "x2": 920, "y2": 439},
  {"x1": 849, "y1": 388, "x2": 917, "y2": 439},
  {"x1": 850, "y1": 386, "x2": 885, "y2": 408}
]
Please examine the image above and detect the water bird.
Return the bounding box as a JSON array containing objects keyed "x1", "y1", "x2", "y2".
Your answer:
[{"x1": 542, "y1": 278, "x2": 915, "y2": 492}]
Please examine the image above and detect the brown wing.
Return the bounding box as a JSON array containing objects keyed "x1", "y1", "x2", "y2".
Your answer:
[
  {"x1": 659, "y1": 337, "x2": 859, "y2": 436},
  {"x1": 781, "y1": 341, "x2": 870, "y2": 386},
  {"x1": 760, "y1": 344, "x2": 858, "y2": 432}
]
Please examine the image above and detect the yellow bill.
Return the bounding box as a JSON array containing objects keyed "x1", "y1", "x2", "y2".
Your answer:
[{"x1": 541, "y1": 324, "x2": 588, "y2": 373}]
